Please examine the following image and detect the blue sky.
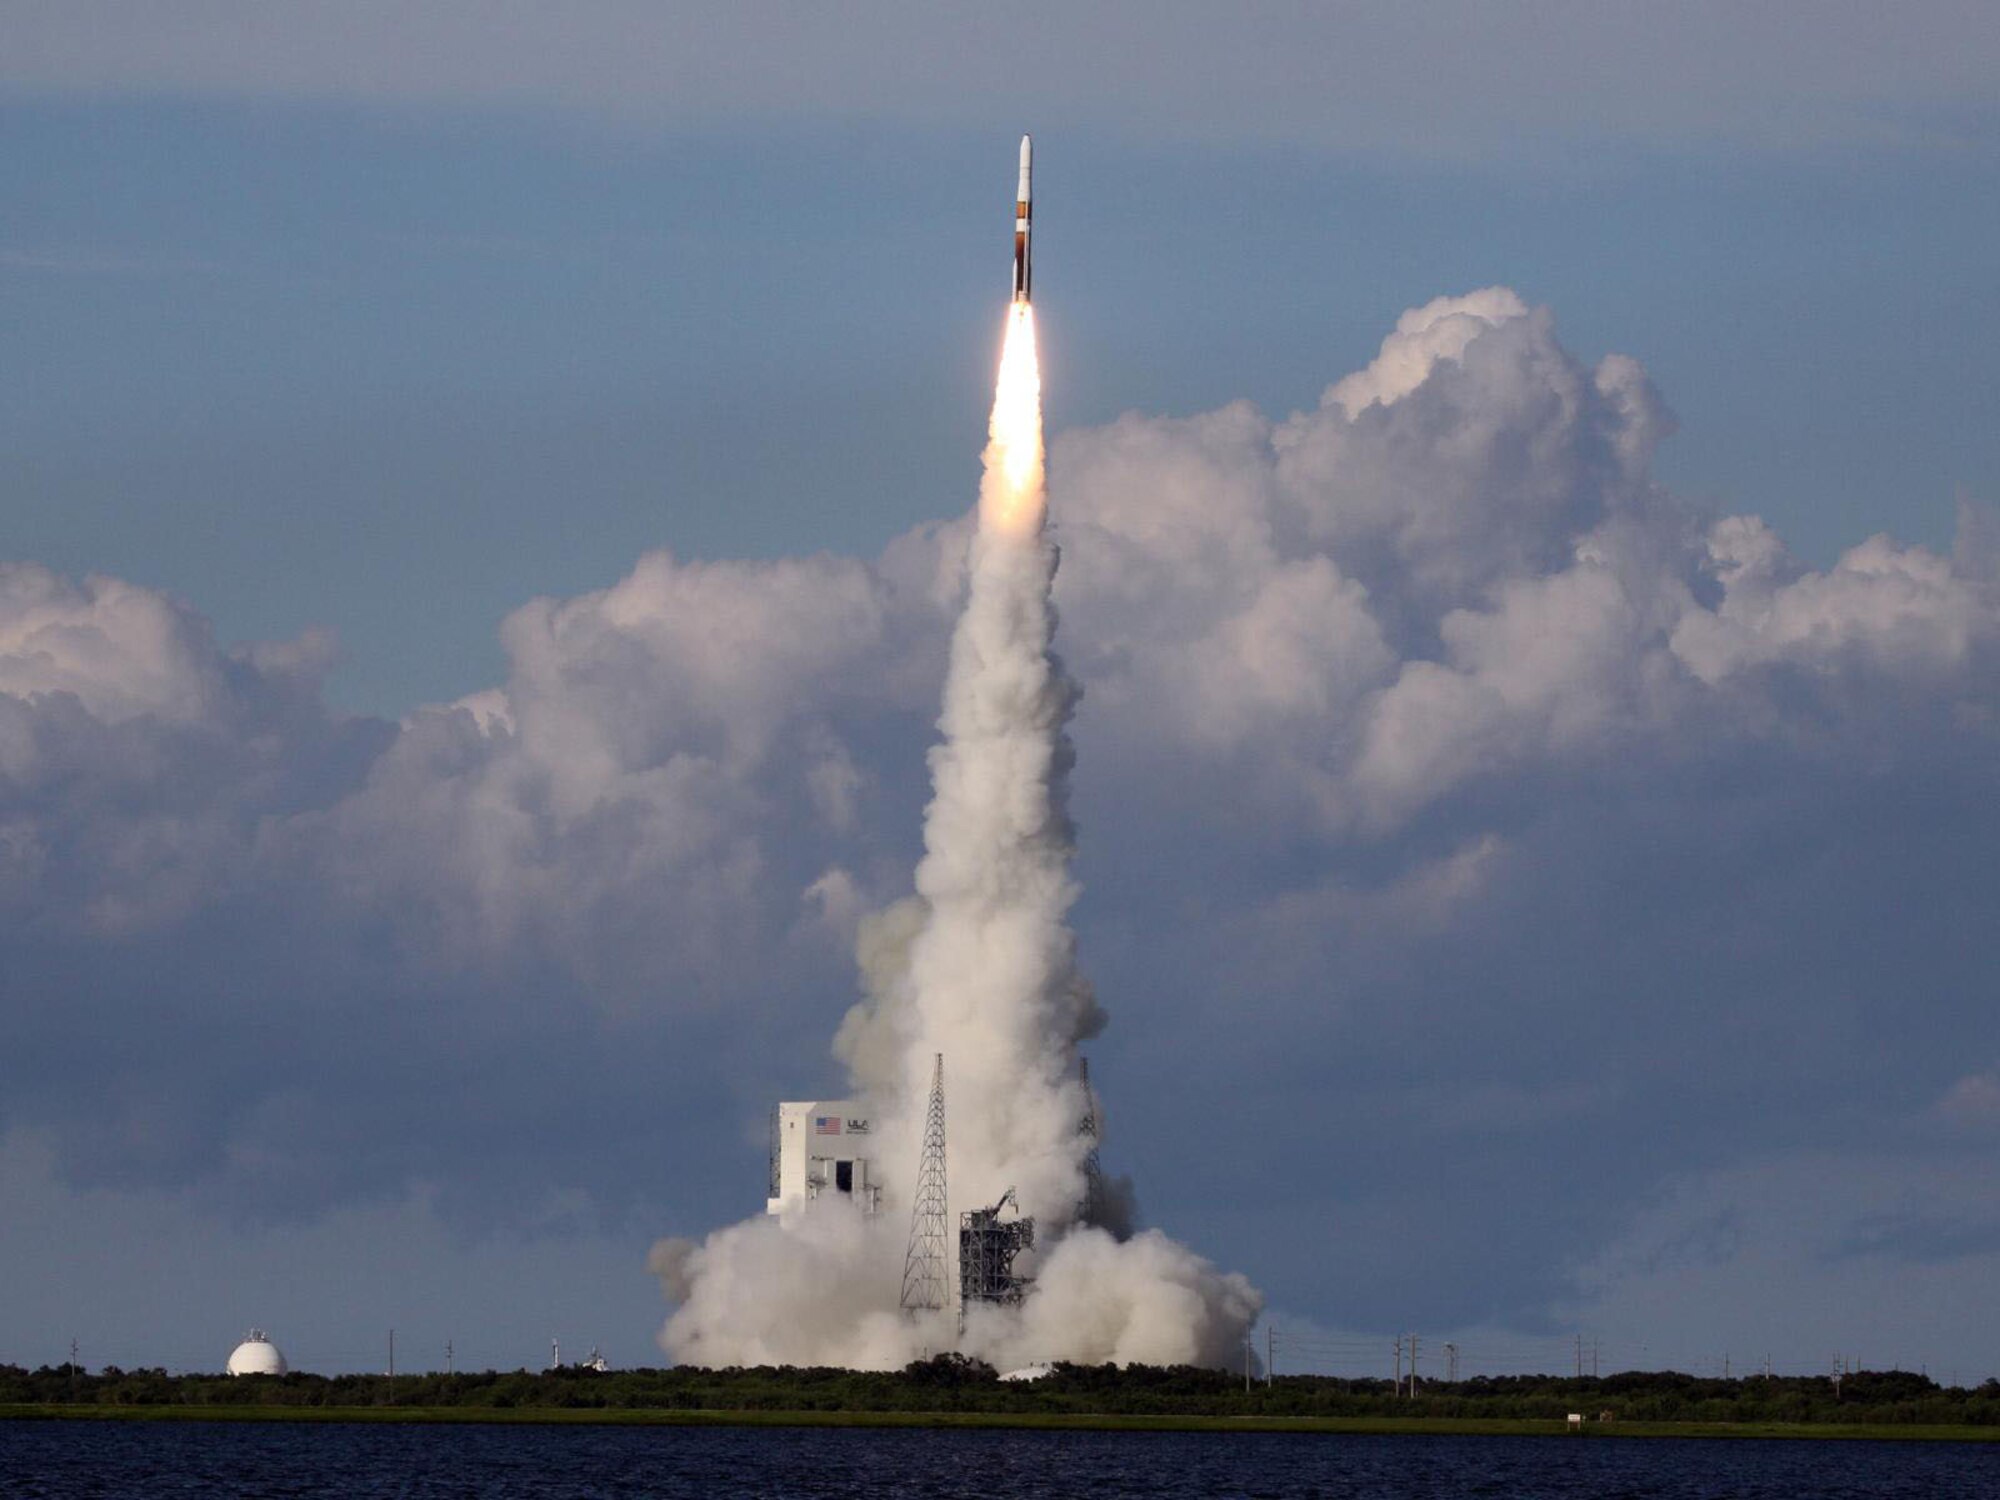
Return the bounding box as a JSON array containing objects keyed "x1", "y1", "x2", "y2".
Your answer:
[
  {"x1": 4, "y1": 3, "x2": 2000, "y2": 1378},
  {"x1": 9, "y1": 98, "x2": 1996, "y2": 712}
]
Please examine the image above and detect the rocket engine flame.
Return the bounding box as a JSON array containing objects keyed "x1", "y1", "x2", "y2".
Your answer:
[{"x1": 985, "y1": 305, "x2": 1045, "y2": 531}]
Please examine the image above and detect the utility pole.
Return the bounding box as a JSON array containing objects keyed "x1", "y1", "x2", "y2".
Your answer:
[
  {"x1": 1592, "y1": 1339, "x2": 1600, "y2": 1379},
  {"x1": 69, "y1": 1338, "x2": 79, "y2": 1402},
  {"x1": 388, "y1": 1328, "x2": 395, "y2": 1380},
  {"x1": 1409, "y1": 1334, "x2": 1419, "y2": 1397},
  {"x1": 446, "y1": 1340, "x2": 454, "y2": 1376},
  {"x1": 1244, "y1": 1328, "x2": 1252, "y2": 1394},
  {"x1": 1444, "y1": 1342, "x2": 1458, "y2": 1382},
  {"x1": 1266, "y1": 1324, "x2": 1274, "y2": 1388},
  {"x1": 1394, "y1": 1335, "x2": 1403, "y2": 1394},
  {"x1": 1724, "y1": 1353, "x2": 1730, "y2": 1380},
  {"x1": 1574, "y1": 1334, "x2": 1583, "y2": 1379}
]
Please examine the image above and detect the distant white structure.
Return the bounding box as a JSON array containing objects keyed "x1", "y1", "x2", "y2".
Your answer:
[
  {"x1": 999, "y1": 1363, "x2": 1054, "y2": 1383},
  {"x1": 226, "y1": 1330, "x2": 288, "y2": 1377},
  {"x1": 767, "y1": 1099, "x2": 879, "y2": 1214},
  {"x1": 549, "y1": 1340, "x2": 610, "y2": 1373}
]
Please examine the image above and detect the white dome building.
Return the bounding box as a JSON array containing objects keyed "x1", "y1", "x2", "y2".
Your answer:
[{"x1": 226, "y1": 1330, "x2": 288, "y2": 1377}]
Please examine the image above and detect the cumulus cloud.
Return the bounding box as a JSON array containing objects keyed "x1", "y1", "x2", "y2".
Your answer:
[
  {"x1": 1672, "y1": 518, "x2": 1994, "y2": 684},
  {"x1": 4, "y1": 288, "x2": 1998, "y2": 1359},
  {"x1": 0, "y1": 564, "x2": 383, "y2": 938},
  {"x1": 1933, "y1": 1069, "x2": 2000, "y2": 1134}
]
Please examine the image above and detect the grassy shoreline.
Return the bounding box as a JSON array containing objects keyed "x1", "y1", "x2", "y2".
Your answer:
[{"x1": 2, "y1": 1405, "x2": 1994, "y2": 1441}]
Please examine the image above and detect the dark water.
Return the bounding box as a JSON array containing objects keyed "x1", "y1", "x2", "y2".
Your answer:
[{"x1": 0, "y1": 1421, "x2": 1991, "y2": 1498}]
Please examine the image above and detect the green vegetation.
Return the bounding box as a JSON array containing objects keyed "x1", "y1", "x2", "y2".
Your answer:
[{"x1": 2, "y1": 1357, "x2": 1996, "y2": 1439}]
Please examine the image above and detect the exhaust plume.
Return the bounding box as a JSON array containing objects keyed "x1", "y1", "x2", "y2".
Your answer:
[{"x1": 655, "y1": 303, "x2": 1259, "y2": 1369}]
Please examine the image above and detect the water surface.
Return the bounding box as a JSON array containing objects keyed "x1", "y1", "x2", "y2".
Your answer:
[{"x1": 1, "y1": 1420, "x2": 1990, "y2": 1498}]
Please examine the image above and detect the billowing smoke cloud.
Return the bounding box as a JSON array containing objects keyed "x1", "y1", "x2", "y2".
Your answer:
[
  {"x1": 652, "y1": 306, "x2": 1261, "y2": 1368},
  {"x1": 4, "y1": 289, "x2": 1998, "y2": 1366}
]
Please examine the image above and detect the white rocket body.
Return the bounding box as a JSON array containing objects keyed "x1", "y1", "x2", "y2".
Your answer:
[{"x1": 1012, "y1": 134, "x2": 1033, "y2": 303}]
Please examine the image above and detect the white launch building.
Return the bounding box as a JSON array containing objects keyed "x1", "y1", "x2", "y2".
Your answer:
[{"x1": 767, "y1": 1099, "x2": 880, "y2": 1214}]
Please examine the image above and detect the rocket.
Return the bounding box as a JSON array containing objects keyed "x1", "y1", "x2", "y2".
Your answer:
[{"x1": 1012, "y1": 134, "x2": 1033, "y2": 304}]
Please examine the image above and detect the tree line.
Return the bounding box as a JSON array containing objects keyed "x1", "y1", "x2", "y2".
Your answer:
[{"x1": 3, "y1": 1356, "x2": 1996, "y2": 1425}]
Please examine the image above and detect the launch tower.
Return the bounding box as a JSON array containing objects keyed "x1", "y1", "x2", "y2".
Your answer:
[{"x1": 959, "y1": 1187, "x2": 1035, "y2": 1329}]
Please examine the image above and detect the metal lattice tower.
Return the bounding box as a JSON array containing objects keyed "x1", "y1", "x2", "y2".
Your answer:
[
  {"x1": 900, "y1": 1053, "x2": 951, "y2": 1314},
  {"x1": 1078, "y1": 1056, "x2": 1105, "y2": 1226},
  {"x1": 958, "y1": 1187, "x2": 1035, "y2": 1331}
]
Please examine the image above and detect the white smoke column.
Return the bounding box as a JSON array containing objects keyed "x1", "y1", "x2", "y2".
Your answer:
[
  {"x1": 896, "y1": 302, "x2": 1098, "y2": 1226},
  {"x1": 655, "y1": 303, "x2": 1259, "y2": 1369}
]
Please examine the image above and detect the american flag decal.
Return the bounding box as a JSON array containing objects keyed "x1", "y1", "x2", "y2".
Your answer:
[{"x1": 814, "y1": 1116, "x2": 842, "y2": 1135}]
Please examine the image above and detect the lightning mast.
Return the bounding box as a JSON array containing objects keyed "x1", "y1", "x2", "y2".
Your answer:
[{"x1": 900, "y1": 1054, "x2": 951, "y2": 1314}]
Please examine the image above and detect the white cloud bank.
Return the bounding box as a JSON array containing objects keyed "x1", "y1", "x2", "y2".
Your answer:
[{"x1": 3, "y1": 288, "x2": 1997, "y2": 1361}]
